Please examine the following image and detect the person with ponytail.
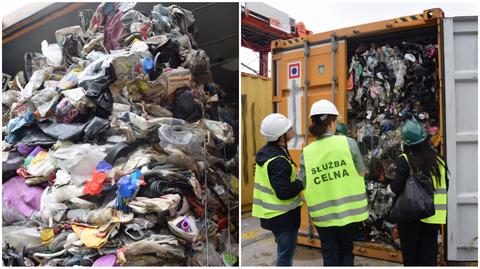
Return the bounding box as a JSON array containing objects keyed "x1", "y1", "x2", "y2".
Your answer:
[
  {"x1": 299, "y1": 100, "x2": 367, "y2": 266},
  {"x1": 391, "y1": 120, "x2": 449, "y2": 266}
]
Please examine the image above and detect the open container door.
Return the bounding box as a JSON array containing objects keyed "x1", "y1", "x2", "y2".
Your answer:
[
  {"x1": 443, "y1": 16, "x2": 478, "y2": 262},
  {"x1": 271, "y1": 36, "x2": 348, "y2": 247}
]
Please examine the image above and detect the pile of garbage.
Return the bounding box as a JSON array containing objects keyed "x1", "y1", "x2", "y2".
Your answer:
[
  {"x1": 2, "y1": 3, "x2": 238, "y2": 266},
  {"x1": 359, "y1": 181, "x2": 400, "y2": 249},
  {"x1": 346, "y1": 40, "x2": 440, "y2": 247}
]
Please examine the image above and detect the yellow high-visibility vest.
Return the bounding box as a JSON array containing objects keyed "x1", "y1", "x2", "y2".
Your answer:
[
  {"x1": 252, "y1": 156, "x2": 303, "y2": 219},
  {"x1": 303, "y1": 135, "x2": 368, "y2": 227}
]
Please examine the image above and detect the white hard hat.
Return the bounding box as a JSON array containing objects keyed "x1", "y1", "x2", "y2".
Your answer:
[
  {"x1": 309, "y1": 99, "x2": 339, "y2": 117},
  {"x1": 260, "y1": 113, "x2": 292, "y2": 142}
]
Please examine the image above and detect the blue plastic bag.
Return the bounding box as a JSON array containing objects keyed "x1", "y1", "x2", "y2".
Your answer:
[{"x1": 116, "y1": 169, "x2": 143, "y2": 211}]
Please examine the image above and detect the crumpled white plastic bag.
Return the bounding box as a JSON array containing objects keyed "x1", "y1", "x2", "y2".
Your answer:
[
  {"x1": 3, "y1": 226, "x2": 43, "y2": 250},
  {"x1": 41, "y1": 40, "x2": 63, "y2": 67},
  {"x1": 130, "y1": 40, "x2": 152, "y2": 58},
  {"x1": 21, "y1": 67, "x2": 53, "y2": 99}
]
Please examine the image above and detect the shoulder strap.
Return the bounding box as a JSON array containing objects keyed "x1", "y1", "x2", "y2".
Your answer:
[
  {"x1": 435, "y1": 155, "x2": 445, "y2": 166},
  {"x1": 400, "y1": 153, "x2": 419, "y2": 174}
]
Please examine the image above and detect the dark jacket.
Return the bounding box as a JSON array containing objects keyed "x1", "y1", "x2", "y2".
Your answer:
[
  {"x1": 255, "y1": 142, "x2": 304, "y2": 232},
  {"x1": 391, "y1": 156, "x2": 410, "y2": 196},
  {"x1": 391, "y1": 155, "x2": 449, "y2": 196}
]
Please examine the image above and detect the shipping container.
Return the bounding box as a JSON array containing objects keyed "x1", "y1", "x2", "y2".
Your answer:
[
  {"x1": 269, "y1": 8, "x2": 477, "y2": 263},
  {"x1": 241, "y1": 73, "x2": 273, "y2": 211}
]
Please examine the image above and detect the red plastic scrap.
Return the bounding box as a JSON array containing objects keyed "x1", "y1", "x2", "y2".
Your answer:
[
  {"x1": 83, "y1": 170, "x2": 107, "y2": 195},
  {"x1": 140, "y1": 23, "x2": 151, "y2": 39},
  {"x1": 216, "y1": 218, "x2": 228, "y2": 233},
  {"x1": 185, "y1": 192, "x2": 205, "y2": 217},
  {"x1": 49, "y1": 170, "x2": 57, "y2": 185},
  {"x1": 347, "y1": 72, "x2": 354, "y2": 90}
]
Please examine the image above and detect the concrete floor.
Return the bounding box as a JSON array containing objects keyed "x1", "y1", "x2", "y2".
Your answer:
[{"x1": 241, "y1": 213, "x2": 402, "y2": 266}]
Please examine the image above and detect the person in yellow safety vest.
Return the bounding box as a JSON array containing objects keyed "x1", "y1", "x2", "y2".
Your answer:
[
  {"x1": 252, "y1": 113, "x2": 304, "y2": 266},
  {"x1": 390, "y1": 120, "x2": 448, "y2": 266},
  {"x1": 298, "y1": 99, "x2": 367, "y2": 266}
]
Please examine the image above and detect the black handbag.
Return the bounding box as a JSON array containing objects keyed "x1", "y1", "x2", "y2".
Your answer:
[{"x1": 391, "y1": 154, "x2": 435, "y2": 222}]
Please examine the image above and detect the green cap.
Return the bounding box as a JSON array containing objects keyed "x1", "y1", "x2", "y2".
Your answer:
[
  {"x1": 336, "y1": 123, "x2": 348, "y2": 136},
  {"x1": 401, "y1": 120, "x2": 427, "y2": 145}
]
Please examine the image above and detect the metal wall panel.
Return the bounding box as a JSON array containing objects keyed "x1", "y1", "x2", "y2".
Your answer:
[
  {"x1": 444, "y1": 16, "x2": 478, "y2": 261},
  {"x1": 241, "y1": 74, "x2": 273, "y2": 211}
]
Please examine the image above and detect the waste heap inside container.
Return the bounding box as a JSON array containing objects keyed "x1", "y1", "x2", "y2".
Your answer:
[{"x1": 346, "y1": 27, "x2": 441, "y2": 250}]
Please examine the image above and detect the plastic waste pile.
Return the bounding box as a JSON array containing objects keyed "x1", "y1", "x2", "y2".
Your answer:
[
  {"x1": 358, "y1": 181, "x2": 400, "y2": 249},
  {"x1": 2, "y1": 3, "x2": 238, "y2": 266},
  {"x1": 346, "y1": 41, "x2": 440, "y2": 248}
]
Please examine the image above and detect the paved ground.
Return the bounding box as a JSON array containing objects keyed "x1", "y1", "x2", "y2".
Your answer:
[{"x1": 241, "y1": 214, "x2": 402, "y2": 267}]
